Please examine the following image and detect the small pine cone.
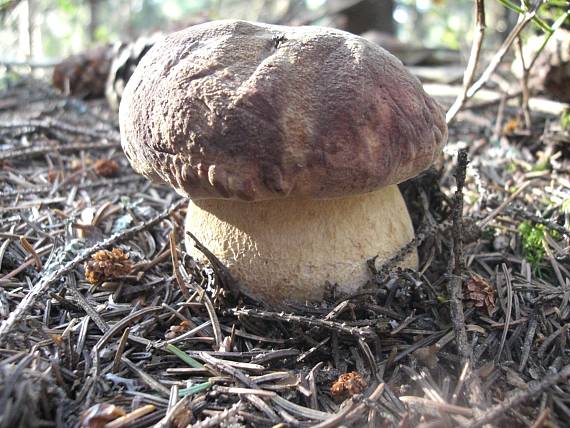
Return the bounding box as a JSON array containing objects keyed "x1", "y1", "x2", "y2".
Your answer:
[
  {"x1": 164, "y1": 320, "x2": 192, "y2": 340},
  {"x1": 463, "y1": 274, "x2": 496, "y2": 315},
  {"x1": 93, "y1": 159, "x2": 119, "y2": 177},
  {"x1": 331, "y1": 372, "x2": 368, "y2": 400},
  {"x1": 85, "y1": 248, "x2": 133, "y2": 284}
]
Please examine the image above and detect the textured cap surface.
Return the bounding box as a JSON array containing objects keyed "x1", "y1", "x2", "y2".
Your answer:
[{"x1": 120, "y1": 20, "x2": 447, "y2": 201}]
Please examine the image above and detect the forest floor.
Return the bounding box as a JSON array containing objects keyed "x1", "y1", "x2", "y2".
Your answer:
[{"x1": 1, "y1": 76, "x2": 569, "y2": 428}]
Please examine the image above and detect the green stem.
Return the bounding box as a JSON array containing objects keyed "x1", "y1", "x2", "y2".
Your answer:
[
  {"x1": 496, "y1": 0, "x2": 553, "y2": 32},
  {"x1": 528, "y1": 9, "x2": 570, "y2": 70}
]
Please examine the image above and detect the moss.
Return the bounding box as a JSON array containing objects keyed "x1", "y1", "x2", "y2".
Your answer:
[{"x1": 518, "y1": 221, "x2": 560, "y2": 275}]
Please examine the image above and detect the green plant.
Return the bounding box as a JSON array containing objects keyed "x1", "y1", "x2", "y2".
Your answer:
[
  {"x1": 518, "y1": 221, "x2": 560, "y2": 274},
  {"x1": 519, "y1": 221, "x2": 546, "y2": 273}
]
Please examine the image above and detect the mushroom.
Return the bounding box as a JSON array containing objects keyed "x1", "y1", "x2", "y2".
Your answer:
[{"x1": 119, "y1": 20, "x2": 447, "y2": 305}]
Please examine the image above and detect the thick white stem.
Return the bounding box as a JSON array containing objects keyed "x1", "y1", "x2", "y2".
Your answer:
[{"x1": 185, "y1": 185, "x2": 417, "y2": 305}]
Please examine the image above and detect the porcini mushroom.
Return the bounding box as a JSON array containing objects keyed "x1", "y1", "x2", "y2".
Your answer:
[{"x1": 119, "y1": 20, "x2": 447, "y2": 305}]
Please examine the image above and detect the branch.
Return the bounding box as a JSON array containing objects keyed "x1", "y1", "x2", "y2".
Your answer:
[
  {"x1": 448, "y1": 149, "x2": 469, "y2": 362},
  {"x1": 515, "y1": 36, "x2": 532, "y2": 129},
  {"x1": 447, "y1": 7, "x2": 537, "y2": 123},
  {"x1": 446, "y1": 0, "x2": 486, "y2": 124}
]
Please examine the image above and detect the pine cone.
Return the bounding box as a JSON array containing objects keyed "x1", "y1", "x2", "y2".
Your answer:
[
  {"x1": 93, "y1": 159, "x2": 119, "y2": 177},
  {"x1": 52, "y1": 45, "x2": 114, "y2": 99},
  {"x1": 331, "y1": 372, "x2": 368, "y2": 400},
  {"x1": 84, "y1": 248, "x2": 133, "y2": 284},
  {"x1": 463, "y1": 274, "x2": 496, "y2": 315}
]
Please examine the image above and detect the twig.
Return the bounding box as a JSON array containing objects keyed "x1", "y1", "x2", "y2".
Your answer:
[
  {"x1": 493, "y1": 93, "x2": 508, "y2": 140},
  {"x1": 64, "y1": 273, "x2": 109, "y2": 333},
  {"x1": 189, "y1": 402, "x2": 242, "y2": 428},
  {"x1": 515, "y1": 36, "x2": 532, "y2": 129},
  {"x1": 496, "y1": 264, "x2": 513, "y2": 362},
  {"x1": 120, "y1": 357, "x2": 171, "y2": 397},
  {"x1": 231, "y1": 308, "x2": 377, "y2": 339},
  {"x1": 465, "y1": 365, "x2": 570, "y2": 428},
  {"x1": 529, "y1": 11, "x2": 570, "y2": 73},
  {"x1": 312, "y1": 383, "x2": 385, "y2": 428},
  {"x1": 18, "y1": 237, "x2": 41, "y2": 272},
  {"x1": 0, "y1": 175, "x2": 144, "y2": 200},
  {"x1": 154, "y1": 395, "x2": 192, "y2": 428},
  {"x1": 0, "y1": 140, "x2": 121, "y2": 161},
  {"x1": 0, "y1": 118, "x2": 119, "y2": 140},
  {"x1": 92, "y1": 306, "x2": 162, "y2": 373},
  {"x1": 186, "y1": 231, "x2": 240, "y2": 299},
  {"x1": 478, "y1": 181, "x2": 532, "y2": 228},
  {"x1": 446, "y1": 0, "x2": 486, "y2": 123},
  {"x1": 169, "y1": 232, "x2": 190, "y2": 299},
  {"x1": 509, "y1": 206, "x2": 570, "y2": 238},
  {"x1": 104, "y1": 404, "x2": 156, "y2": 428},
  {"x1": 399, "y1": 396, "x2": 473, "y2": 417},
  {"x1": 448, "y1": 149, "x2": 470, "y2": 363},
  {"x1": 446, "y1": 7, "x2": 536, "y2": 123}
]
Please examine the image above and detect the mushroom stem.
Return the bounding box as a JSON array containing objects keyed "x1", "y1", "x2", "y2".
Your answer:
[{"x1": 184, "y1": 184, "x2": 417, "y2": 305}]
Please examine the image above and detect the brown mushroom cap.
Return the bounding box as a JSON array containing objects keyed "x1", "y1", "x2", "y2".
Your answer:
[{"x1": 120, "y1": 19, "x2": 447, "y2": 201}]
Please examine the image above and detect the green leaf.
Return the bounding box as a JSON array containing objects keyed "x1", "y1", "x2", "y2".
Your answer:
[
  {"x1": 57, "y1": 0, "x2": 76, "y2": 14},
  {"x1": 495, "y1": 0, "x2": 553, "y2": 33}
]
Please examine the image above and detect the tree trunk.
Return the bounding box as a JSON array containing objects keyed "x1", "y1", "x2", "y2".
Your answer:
[{"x1": 88, "y1": 0, "x2": 100, "y2": 42}]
